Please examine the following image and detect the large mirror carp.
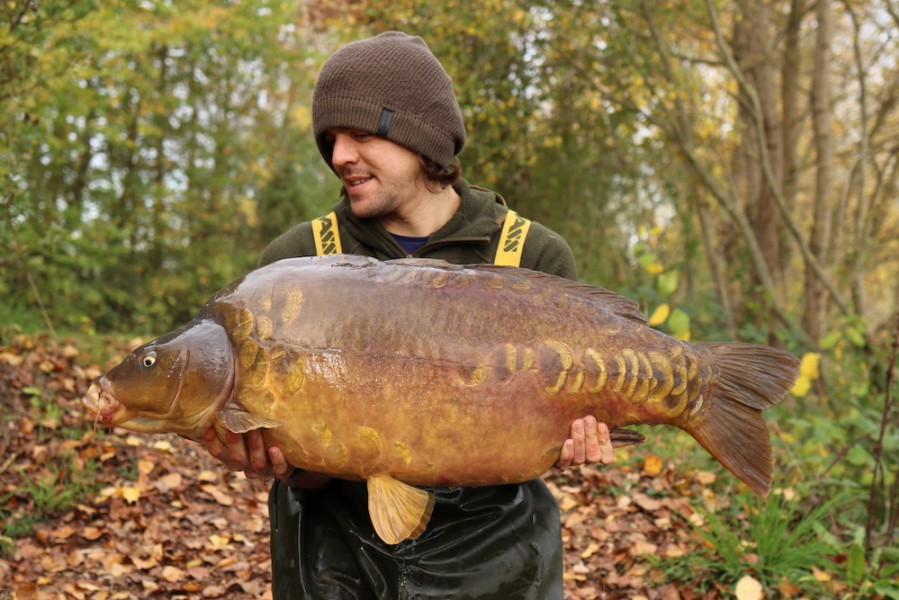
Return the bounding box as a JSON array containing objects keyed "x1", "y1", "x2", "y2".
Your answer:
[{"x1": 83, "y1": 255, "x2": 799, "y2": 544}]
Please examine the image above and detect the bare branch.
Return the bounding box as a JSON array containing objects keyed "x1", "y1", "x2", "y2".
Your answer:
[{"x1": 704, "y1": 0, "x2": 852, "y2": 319}]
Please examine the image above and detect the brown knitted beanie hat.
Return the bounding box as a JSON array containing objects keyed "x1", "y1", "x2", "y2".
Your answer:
[{"x1": 312, "y1": 32, "x2": 466, "y2": 169}]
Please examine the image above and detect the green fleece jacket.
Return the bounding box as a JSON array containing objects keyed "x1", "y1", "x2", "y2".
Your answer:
[{"x1": 259, "y1": 179, "x2": 576, "y2": 280}]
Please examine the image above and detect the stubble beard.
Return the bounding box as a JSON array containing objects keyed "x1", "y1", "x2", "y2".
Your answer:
[
  {"x1": 345, "y1": 172, "x2": 423, "y2": 222},
  {"x1": 346, "y1": 184, "x2": 401, "y2": 220}
]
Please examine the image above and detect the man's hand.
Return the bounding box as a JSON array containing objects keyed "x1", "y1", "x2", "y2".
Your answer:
[
  {"x1": 201, "y1": 429, "x2": 331, "y2": 489},
  {"x1": 555, "y1": 415, "x2": 614, "y2": 470},
  {"x1": 202, "y1": 429, "x2": 290, "y2": 479}
]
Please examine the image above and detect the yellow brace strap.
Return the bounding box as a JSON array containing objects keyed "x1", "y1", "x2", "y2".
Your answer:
[
  {"x1": 312, "y1": 211, "x2": 342, "y2": 256},
  {"x1": 494, "y1": 210, "x2": 531, "y2": 267}
]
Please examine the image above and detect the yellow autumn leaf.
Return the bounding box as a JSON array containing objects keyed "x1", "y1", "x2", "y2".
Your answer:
[
  {"x1": 694, "y1": 471, "x2": 717, "y2": 486},
  {"x1": 201, "y1": 484, "x2": 234, "y2": 506},
  {"x1": 643, "y1": 454, "x2": 664, "y2": 476},
  {"x1": 648, "y1": 304, "x2": 670, "y2": 326},
  {"x1": 197, "y1": 470, "x2": 219, "y2": 482},
  {"x1": 580, "y1": 542, "x2": 600, "y2": 559},
  {"x1": 776, "y1": 487, "x2": 797, "y2": 501},
  {"x1": 217, "y1": 556, "x2": 238, "y2": 568},
  {"x1": 735, "y1": 574, "x2": 764, "y2": 600},
  {"x1": 673, "y1": 330, "x2": 691, "y2": 342},
  {"x1": 790, "y1": 375, "x2": 811, "y2": 397},
  {"x1": 208, "y1": 534, "x2": 232, "y2": 550},
  {"x1": 137, "y1": 458, "x2": 155, "y2": 475},
  {"x1": 645, "y1": 262, "x2": 664, "y2": 275},
  {"x1": 161, "y1": 565, "x2": 186, "y2": 583},
  {"x1": 559, "y1": 494, "x2": 579, "y2": 512},
  {"x1": 152, "y1": 440, "x2": 174, "y2": 452},
  {"x1": 120, "y1": 486, "x2": 141, "y2": 504},
  {"x1": 798, "y1": 352, "x2": 822, "y2": 380}
]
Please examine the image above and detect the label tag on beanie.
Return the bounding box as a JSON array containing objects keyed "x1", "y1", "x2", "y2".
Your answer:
[
  {"x1": 377, "y1": 108, "x2": 395, "y2": 137},
  {"x1": 312, "y1": 212, "x2": 342, "y2": 255},
  {"x1": 494, "y1": 210, "x2": 531, "y2": 267}
]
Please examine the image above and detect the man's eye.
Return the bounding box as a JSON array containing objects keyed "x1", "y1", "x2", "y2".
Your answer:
[{"x1": 353, "y1": 132, "x2": 372, "y2": 141}]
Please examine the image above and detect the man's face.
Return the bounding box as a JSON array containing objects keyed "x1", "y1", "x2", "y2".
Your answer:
[{"x1": 325, "y1": 127, "x2": 427, "y2": 220}]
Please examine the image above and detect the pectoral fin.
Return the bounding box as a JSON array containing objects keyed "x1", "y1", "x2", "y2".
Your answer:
[
  {"x1": 220, "y1": 409, "x2": 283, "y2": 434},
  {"x1": 367, "y1": 474, "x2": 435, "y2": 545},
  {"x1": 610, "y1": 428, "x2": 646, "y2": 448}
]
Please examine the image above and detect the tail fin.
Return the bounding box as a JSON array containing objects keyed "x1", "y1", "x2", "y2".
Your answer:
[{"x1": 684, "y1": 342, "x2": 799, "y2": 495}]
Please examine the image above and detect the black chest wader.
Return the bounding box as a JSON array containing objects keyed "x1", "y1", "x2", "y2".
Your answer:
[{"x1": 268, "y1": 211, "x2": 563, "y2": 599}]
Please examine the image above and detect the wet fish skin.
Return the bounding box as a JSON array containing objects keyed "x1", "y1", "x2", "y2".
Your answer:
[{"x1": 83, "y1": 255, "x2": 799, "y2": 544}]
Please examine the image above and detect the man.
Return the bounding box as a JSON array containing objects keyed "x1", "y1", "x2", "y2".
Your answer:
[{"x1": 203, "y1": 32, "x2": 614, "y2": 599}]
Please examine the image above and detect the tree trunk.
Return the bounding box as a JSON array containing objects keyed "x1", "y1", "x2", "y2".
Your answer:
[
  {"x1": 781, "y1": 0, "x2": 804, "y2": 272},
  {"x1": 734, "y1": 0, "x2": 785, "y2": 310},
  {"x1": 151, "y1": 43, "x2": 169, "y2": 271},
  {"x1": 69, "y1": 107, "x2": 96, "y2": 223},
  {"x1": 805, "y1": 0, "x2": 834, "y2": 341}
]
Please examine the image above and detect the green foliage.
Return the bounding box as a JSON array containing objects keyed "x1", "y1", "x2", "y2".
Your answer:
[
  {"x1": 673, "y1": 489, "x2": 842, "y2": 595},
  {"x1": 770, "y1": 316, "x2": 899, "y2": 596},
  {"x1": 842, "y1": 539, "x2": 899, "y2": 599},
  {"x1": 2, "y1": 0, "x2": 334, "y2": 334},
  {"x1": 1, "y1": 453, "x2": 102, "y2": 549},
  {"x1": 1, "y1": 382, "x2": 103, "y2": 553},
  {"x1": 18, "y1": 460, "x2": 98, "y2": 518},
  {"x1": 24, "y1": 384, "x2": 64, "y2": 425}
]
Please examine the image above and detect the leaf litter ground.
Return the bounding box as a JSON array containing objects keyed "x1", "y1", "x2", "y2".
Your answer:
[{"x1": 1, "y1": 335, "x2": 742, "y2": 600}]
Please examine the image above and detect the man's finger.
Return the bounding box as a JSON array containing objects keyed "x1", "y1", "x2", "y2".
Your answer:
[
  {"x1": 583, "y1": 415, "x2": 604, "y2": 463},
  {"x1": 225, "y1": 430, "x2": 251, "y2": 469},
  {"x1": 555, "y1": 439, "x2": 574, "y2": 470},
  {"x1": 203, "y1": 429, "x2": 240, "y2": 468},
  {"x1": 570, "y1": 418, "x2": 586, "y2": 464},
  {"x1": 245, "y1": 430, "x2": 271, "y2": 475},
  {"x1": 596, "y1": 421, "x2": 615, "y2": 465},
  {"x1": 268, "y1": 446, "x2": 291, "y2": 479}
]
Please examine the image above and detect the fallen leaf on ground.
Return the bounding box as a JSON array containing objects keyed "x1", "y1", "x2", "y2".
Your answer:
[{"x1": 735, "y1": 574, "x2": 764, "y2": 600}]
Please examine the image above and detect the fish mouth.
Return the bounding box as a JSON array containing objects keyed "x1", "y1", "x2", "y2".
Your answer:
[
  {"x1": 82, "y1": 378, "x2": 128, "y2": 426},
  {"x1": 82, "y1": 381, "x2": 172, "y2": 433}
]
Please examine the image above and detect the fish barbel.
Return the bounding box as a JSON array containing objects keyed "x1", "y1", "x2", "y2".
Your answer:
[{"x1": 82, "y1": 255, "x2": 799, "y2": 544}]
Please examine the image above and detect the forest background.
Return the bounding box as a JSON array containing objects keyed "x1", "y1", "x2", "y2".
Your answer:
[{"x1": 1, "y1": 0, "x2": 897, "y2": 598}]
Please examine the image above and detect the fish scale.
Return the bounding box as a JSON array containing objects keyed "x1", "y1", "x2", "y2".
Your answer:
[{"x1": 82, "y1": 254, "x2": 799, "y2": 545}]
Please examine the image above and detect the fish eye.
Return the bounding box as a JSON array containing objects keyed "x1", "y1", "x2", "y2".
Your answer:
[{"x1": 141, "y1": 351, "x2": 157, "y2": 368}]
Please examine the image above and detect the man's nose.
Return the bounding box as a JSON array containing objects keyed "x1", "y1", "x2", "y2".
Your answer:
[{"x1": 331, "y1": 133, "x2": 359, "y2": 168}]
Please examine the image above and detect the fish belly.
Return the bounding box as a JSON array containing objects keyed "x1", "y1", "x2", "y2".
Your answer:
[{"x1": 244, "y1": 348, "x2": 584, "y2": 487}]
